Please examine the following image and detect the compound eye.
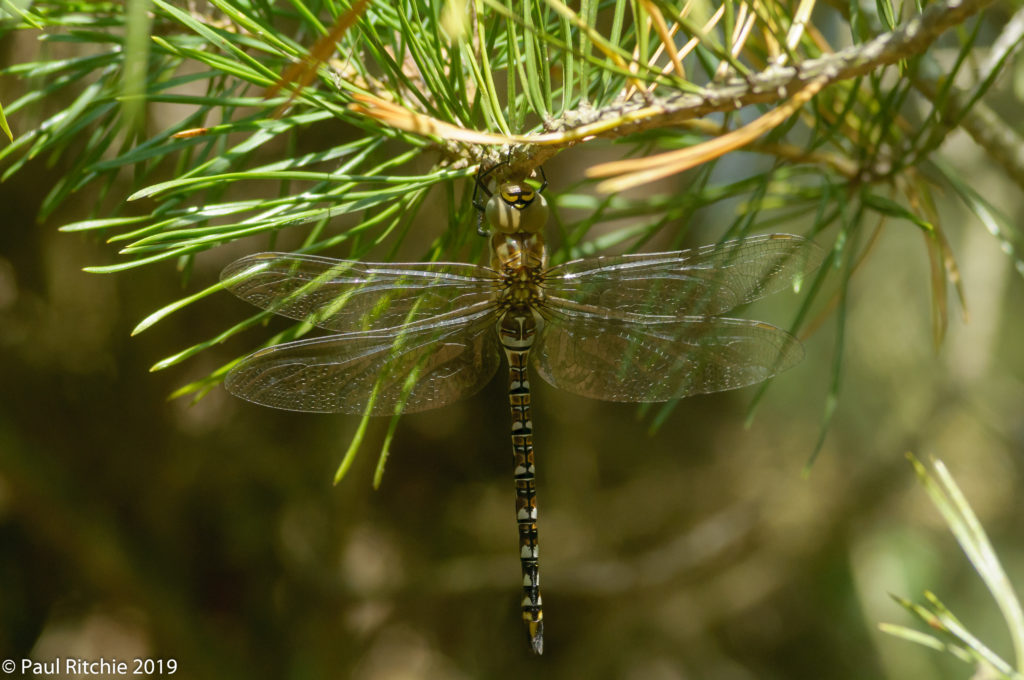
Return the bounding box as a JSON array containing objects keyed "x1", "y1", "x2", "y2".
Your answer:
[
  {"x1": 517, "y1": 192, "x2": 548, "y2": 234},
  {"x1": 504, "y1": 186, "x2": 533, "y2": 204}
]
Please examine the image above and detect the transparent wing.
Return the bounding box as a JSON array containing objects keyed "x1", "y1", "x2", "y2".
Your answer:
[
  {"x1": 533, "y1": 312, "x2": 803, "y2": 402},
  {"x1": 221, "y1": 253, "x2": 499, "y2": 332},
  {"x1": 225, "y1": 310, "x2": 502, "y2": 414},
  {"x1": 543, "y1": 233, "x2": 822, "y2": 319}
]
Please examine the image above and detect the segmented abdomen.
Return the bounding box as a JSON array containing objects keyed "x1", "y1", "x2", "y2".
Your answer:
[{"x1": 499, "y1": 311, "x2": 544, "y2": 655}]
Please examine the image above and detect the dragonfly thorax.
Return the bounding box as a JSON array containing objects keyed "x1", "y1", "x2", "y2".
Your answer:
[
  {"x1": 492, "y1": 232, "x2": 547, "y2": 313},
  {"x1": 485, "y1": 181, "x2": 549, "y2": 235},
  {"x1": 491, "y1": 231, "x2": 547, "y2": 272}
]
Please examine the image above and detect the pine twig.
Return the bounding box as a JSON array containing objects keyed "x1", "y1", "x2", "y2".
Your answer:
[{"x1": 508, "y1": 0, "x2": 999, "y2": 172}]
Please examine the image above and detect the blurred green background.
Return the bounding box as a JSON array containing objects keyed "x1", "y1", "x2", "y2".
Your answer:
[
  {"x1": 2, "y1": 0, "x2": 1024, "y2": 675},
  {"x1": 1, "y1": 136, "x2": 1023, "y2": 679}
]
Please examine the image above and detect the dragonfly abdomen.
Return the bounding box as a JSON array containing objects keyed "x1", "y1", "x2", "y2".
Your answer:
[{"x1": 499, "y1": 310, "x2": 544, "y2": 654}]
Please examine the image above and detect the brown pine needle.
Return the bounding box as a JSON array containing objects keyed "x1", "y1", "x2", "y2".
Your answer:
[
  {"x1": 349, "y1": 93, "x2": 520, "y2": 144},
  {"x1": 716, "y1": 7, "x2": 757, "y2": 79},
  {"x1": 785, "y1": 0, "x2": 819, "y2": 58},
  {"x1": 266, "y1": 0, "x2": 371, "y2": 109},
  {"x1": 925, "y1": 227, "x2": 950, "y2": 347},
  {"x1": 639, "y1": 0, "x2": 686, "y2": 79},
  {"x1": 543, "y1": 0, "x2": 650, "y2": 94},
  {"x1": 624, "y1": 3, "x2": 722, "y2": 100},
  {"x1": 172, "y1": 127, "x2": 212, "y2": 139},
  {"x1": 588, "y1": 78, "x2": 827, "y2": 192}
]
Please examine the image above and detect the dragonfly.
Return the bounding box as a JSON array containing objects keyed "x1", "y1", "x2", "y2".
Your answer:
[{"x1": 220, "y1": 170, "x2": 823, "y2": 655}]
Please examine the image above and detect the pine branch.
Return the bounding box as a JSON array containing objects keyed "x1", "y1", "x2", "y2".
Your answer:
[
  {"x1": 911, "y1": 7, "x2": 1024, "y2": 192},
  {"x1": 2, "y1": 0, "x2": 1017, "y2": 409},
  {"x1": 513, "y1": 0, "x2": 1000, "y2": 171}
]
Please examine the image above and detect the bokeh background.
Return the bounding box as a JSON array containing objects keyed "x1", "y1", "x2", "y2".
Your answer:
[{"x1": 2, "y1": 44, "x2": 1024, "y2": 680}]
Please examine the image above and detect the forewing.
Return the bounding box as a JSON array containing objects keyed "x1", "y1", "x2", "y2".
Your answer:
[
  {"x1": 221, "y1": 253, "x2": 499, "y2": 332},
  {"x1": 225, "y1": 312, "x2": 502, "y2": 414},
  {"x1": 533, "y1": 312, "x2": 804, "y2": 402},
  {"x1": 543, "y1": 233, "x2": 823, "y2": 319}
]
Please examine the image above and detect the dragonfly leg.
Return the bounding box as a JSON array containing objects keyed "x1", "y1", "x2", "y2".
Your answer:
[
  {"x1": 532, "y1": 165, "x2": 548, "y2": 194},
  {"x1": 473, "y1": 162, "x2": 504, "y2": 237}
]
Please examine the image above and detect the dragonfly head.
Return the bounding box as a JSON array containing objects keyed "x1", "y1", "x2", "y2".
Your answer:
[{"x1": 486, "y1": 181, "x2": 549, "y2": 235}]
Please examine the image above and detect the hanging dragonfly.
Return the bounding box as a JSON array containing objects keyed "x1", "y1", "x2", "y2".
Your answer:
[{"x1": 220, "y1": 169, "x2": 822, "y2": 655}]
